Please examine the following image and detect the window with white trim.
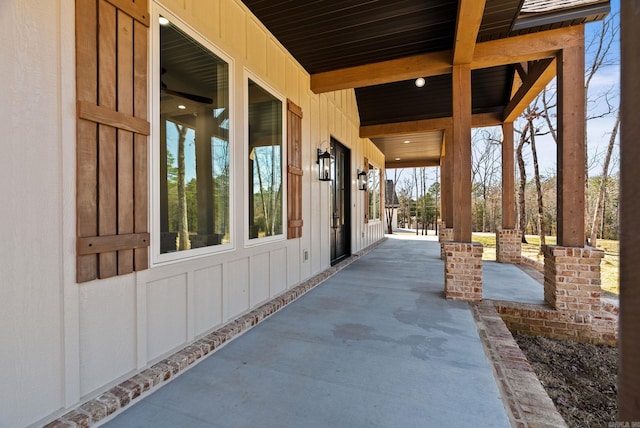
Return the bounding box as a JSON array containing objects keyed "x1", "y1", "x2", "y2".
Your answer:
[
  {"x1": 247, "y1": 78, "x2": 284, "y2": 240},
  {"x1": 158, "y1": 17, "x2": 231, "y2": 255},
  {"x1": 368, "y1": 165, "x2": 381, "y2": 221}
]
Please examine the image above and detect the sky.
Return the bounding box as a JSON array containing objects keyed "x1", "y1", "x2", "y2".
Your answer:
[{"x1": 390, "y1": 0, "x2": 621, "y2": 196}]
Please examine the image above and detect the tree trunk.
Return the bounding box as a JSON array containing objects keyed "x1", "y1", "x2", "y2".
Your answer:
[
  {"x1": 175, "y1": 124, "x2": 190, "y2": 251},
  {"x1": 584, "y1": 88, "x2": 591, "y2": 245},
  {"x1": 420, "y1": 168, "x2": 427, "y2": 235},
  {"x1": 516, "y1": 123, "x2": 530, "y2": 244},
  {"x1": 254, "y1": 154, "x2": 269, "y2": 235},
  {"x1": 482, "y1": 189, "x2": 487, "y2": 232},
  {"x1": 590, "y1": 109, "x2": 620, "y2": 247},
  {"x1": 413, "y1": 170, "x2": 419, "y2": 235},
  {"x1": 529, "y1": 118, "x2": 546, "y2": 253}
]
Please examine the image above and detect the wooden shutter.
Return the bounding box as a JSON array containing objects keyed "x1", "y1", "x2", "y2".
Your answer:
[
  {"x1": 379, "y1": 168, "x2": 384, "y2": 221},
  {"x1": 364, "y1": 158, "x2": 369, "y2": 223},
  {"x1": 287, "y1": 100, "x2": 303, "y2": 239},
  {"x1": 76, "y1": 0, "x2": 150, "y2": 282}
]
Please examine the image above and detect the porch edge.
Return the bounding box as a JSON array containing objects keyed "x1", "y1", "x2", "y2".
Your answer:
[
  {"x1": 472, "y1": 300, "x2": 568, "y2": 428},
  {"x1": 43, "y1": 238, "x2": 387, "y2": 428}
]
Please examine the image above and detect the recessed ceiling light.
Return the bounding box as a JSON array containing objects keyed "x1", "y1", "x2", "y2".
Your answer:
[
  {"x1": 415, "y1": 77, "x2": 426, "y2": 88},
  {"x1": 395, "y1": 157, "x2": 401, "y2": 161},
  {"x1": 178, "y1": 104, "x2": 186, "y2": 110},
  {"x1": 403, "y1": 140, "x2": 411, "y2": 144},
  {"x1": 159, "y1": 16, "x2": 170, "y2": 26}
]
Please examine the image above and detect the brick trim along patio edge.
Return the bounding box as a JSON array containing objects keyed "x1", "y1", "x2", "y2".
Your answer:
[{"x1": 43, "y1": 238, "x2": 387, "y2": 428}]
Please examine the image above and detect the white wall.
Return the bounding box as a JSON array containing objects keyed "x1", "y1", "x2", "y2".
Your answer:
[
  {"x1": 0, "y1": 0, "x2": 384, "y2": 426},
  {"x1": 0, "y1": 1, "x2": 74, "y2": 426}
]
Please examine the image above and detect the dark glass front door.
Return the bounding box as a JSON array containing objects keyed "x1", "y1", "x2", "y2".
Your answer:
[{"x1": 330, "y1": 138, "x2": 351, "y2": 265}]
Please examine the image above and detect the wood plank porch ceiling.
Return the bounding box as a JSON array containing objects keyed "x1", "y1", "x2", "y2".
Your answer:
[{"x1": 241, "y1": 0, "x2": 609, "y2": 168}]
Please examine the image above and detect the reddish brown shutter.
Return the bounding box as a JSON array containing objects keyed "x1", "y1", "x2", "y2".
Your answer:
[
  {"x1": 379, "y1": 168, "x2": 384, "y2": 220},
  {"x1": 76, "y1": 0, "x2": 150, "y2": 282},
  {"x1": 287, "y1": 100, "x2": 303, "y2": 239},
  {"x1": 364, "y1": 158, "x2": 369, "y2": 223}
]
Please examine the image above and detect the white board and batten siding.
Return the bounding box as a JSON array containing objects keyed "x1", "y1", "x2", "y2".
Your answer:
[{"x1": 0, "y1": 0, "x2": 384, "y2": 426}]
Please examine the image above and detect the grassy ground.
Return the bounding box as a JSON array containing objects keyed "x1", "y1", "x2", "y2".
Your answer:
[{"x1": 472, "y1": 232, "x2": 619, "y2": 295}]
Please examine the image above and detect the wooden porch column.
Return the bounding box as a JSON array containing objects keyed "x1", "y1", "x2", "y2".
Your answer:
[
  {"x1": 501, "y1": 122, "x2": 515, "y2": 229},
  {"x1": 543, "y1": 26, "x2": 605, "y2": 316},
  {"x1": 619, "y1": 2, "x2": 640, "y2": 421},
  {"x1": 496, "y1": 121, "x2": 521, "y2": 263},
  {"x1": 556, "y1": 28, "x2": 585, "y2": 247},
  {"x1": 439, "y1": 128, "x2": 455, "y2": 259},
  {"x1": 452, "y1": 65, "x2": 472, "y2": 243},
  {"x1": 442, "y1": 127, "x2": 454, "y2": 228},
  {"x1": 444, "y1": 64, "x2": 481, "y2": 301}
]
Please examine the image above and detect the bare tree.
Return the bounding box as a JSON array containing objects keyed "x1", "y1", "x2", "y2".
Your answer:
[
  {"x1": 589, "y1": 108, "x2": 620, "y2": 247},
  {"x1": 421, "y1": 168, "x2": 429, "y2": 235},
  {"x1": 527, "y1": 105, "x2": 547, "y2": 251},
  {"x1": 397, "y1": 176, "x2": 414, "y2": 228},
  {"x1": 413, "y1": 169, "x2": 420, "y2": 234},
  {"x1": 472, "y1": 129, "x2": 501, "y2": 232},
  {"x1": 175, "y1": 123, "x2": 190, "y2": 250},
  {"x1": 515, "y1": 122, "x2": 530, "y2": 243},
  {"x1": 583, "y1": 12, "x2": 619, "y2": 243},
  {"x1": 385, "y1": 168, "x2": 402, "y2": 234}
]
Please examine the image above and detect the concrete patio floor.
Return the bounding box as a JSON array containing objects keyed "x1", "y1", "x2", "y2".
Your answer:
[{"x1": 100, "y1": 235, "x2": 547, "y2": 428}]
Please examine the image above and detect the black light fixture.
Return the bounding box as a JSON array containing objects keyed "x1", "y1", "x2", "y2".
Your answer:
[
  {"x1": 316, "y1": 142, "x2": 333, "y2": 181},
  {"x1": 357, "y1": 169, "x2": 367, "y2": 190}
]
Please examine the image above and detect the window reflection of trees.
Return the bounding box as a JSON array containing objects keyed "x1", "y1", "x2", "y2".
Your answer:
[
  {"x1": 160, "y1": 21, "x2": 230, "y2": 254},
  {"x1": 368, "y1": 167, "x2": 381, "y2": 220},
  {"x1": 248, "y1": 80, "x2": 283, "y2": 239}
]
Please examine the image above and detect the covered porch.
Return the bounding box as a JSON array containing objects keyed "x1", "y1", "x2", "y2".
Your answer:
[
  {"x1": 54, "y1": 235, "x2": 564, "y2": 427},
  {"x1": 5, "y1": 0, "x2": 640, "y2": 425}
]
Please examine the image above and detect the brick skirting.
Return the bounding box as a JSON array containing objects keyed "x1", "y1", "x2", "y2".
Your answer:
[
  {"x1": 44, "y1": 239, "x2": 387, "y2": 428},
  {"x1": 493, "y1": 300, "x2": 618, "y2": 346},
  {"x1": 438, "y1": 228, "x2": 454, "y2": 260},
  {"x1": 542, "y1": 245, "x2": 604, "y2": 312},
  {"x1": 472, "y1": 301, "x2": 568, "y2": 427},
  {"x1": 521, "y1": 254, "x2": 544, "y2": 272},
  {"x1": 496, "y1": 229, "x2": 522, "y2": 264},
  {"x1": 443, "y1": 242, "x2": 483, "y2": 302}
]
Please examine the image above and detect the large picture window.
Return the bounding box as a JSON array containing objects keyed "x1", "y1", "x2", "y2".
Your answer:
[
  {"x1": 159, "y1": 19, "x2": 230, "y2": 254},
  {"x1": 248, "y1": 79, "x2": 284, "y2": 240},
  {"x1": 368, "y1": 165, "x2": 381, "y2": 221}
]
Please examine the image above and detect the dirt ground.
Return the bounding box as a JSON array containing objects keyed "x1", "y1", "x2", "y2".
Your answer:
[{"x1": 513, "y1": 333, "x2": 618, "y2": 428}]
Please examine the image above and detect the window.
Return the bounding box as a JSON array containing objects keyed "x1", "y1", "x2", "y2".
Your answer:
[
  {"x1": 368, "y1": 165, "x2": 381, "y2": 221},
  {"x1": 247, "y1": 78, "x2": 284, "y2": 240},
  {"x1": 159, "y1": 19, "x2": 231, "y2": 255}
]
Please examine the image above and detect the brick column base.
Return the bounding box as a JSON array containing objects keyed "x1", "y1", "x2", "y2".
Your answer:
[
  {"x1": 542, "y1": 245, "x2": 604, "y2": 312},
  {"x1": 496, "y1": 229, "x2": 522, "y2": 264},
  {"x1": 439, "y1": 228, "x2": 454, "y2": 260},
  {"x1": 444, "y1": 242, "x2": 483, "y2": 302}
]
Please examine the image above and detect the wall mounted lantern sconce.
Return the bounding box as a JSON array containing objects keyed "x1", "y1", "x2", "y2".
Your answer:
[
  {"x1": 317, "y1": 142, "x2": 333, "y2": 181},
  {"x1": 357, "y1": 169, "x2": 367, "y2": 190}
]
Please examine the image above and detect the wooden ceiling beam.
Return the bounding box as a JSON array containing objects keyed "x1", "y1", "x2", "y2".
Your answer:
[
  {"x1": 385, "y1": 160, "x2": 441, "y2": 169},
  {"x1": 311, "y1": 26, "x2": 583, "y2": 94},
  {"x1": 471, "y1": 25, "x2": 582, "y2": 69},
  {"x1": 453, "y1": 0, "x2": 486, "y2": 65},
  {"x1": 503, "y1": 58, "x2": 556, "y2": 122},
  {"x1": 361, "y1": 117, "x2": 452, "y2": 138},
  {"x1": 360, "y1": 112, "x2": 501, "y2": 138},
  {"x1": 514, "y1": 63, "x2": 528, "y2": 80},
  {"x1": 310, "y1": 50, "x2": 452, "y2": 94}
]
